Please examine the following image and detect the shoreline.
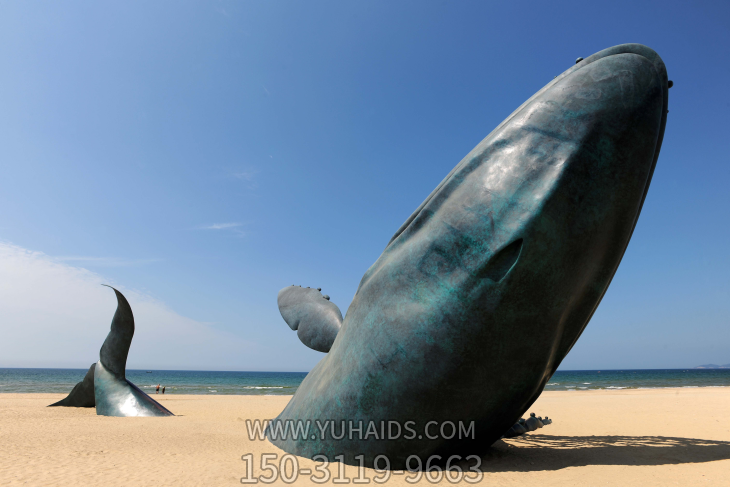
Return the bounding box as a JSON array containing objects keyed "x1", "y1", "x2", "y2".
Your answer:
[
  {"x1": 5, "y1": 384, "x2": 730, "y2": 396},
  {"x1": 5, "y1": 368, "x2": 730, "y2": 396}
]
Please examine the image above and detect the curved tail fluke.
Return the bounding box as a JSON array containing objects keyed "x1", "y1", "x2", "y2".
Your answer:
[{"x1": 99, "y1": 285, "x2": 134, "y2": 379}]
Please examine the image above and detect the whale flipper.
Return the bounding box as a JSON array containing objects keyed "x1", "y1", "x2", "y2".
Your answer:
[
  {"x1": 48, "y1": 363, "x2": 96, "y2": 408},
  {"x1": 277, "y1": 286, "x2": 342, "y2": 353},
  {"x1": 503, "y1": 414, "x2": 550, "y2": 438},
  {"x1": 94, "y1": 286, "x2": 174, "y2": 417},
  {"x1": 503, "y1": 422, "x2": 527, "y2": 438}
]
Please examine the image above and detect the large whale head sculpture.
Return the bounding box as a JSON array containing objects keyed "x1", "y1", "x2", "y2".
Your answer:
[{"x1": 268, "y1": 44, "x2": 669, "y2": 467}]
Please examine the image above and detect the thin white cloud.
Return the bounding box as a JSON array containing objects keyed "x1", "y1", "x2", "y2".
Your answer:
[
  {"x1": 232, "y1": 170, "x2": 257, "y2": 182},
  {"x1": 202, "y1": 223, "x2": 242, "y2": 230},
  {"x1": 230, "y1": 168, "x2": 259, "y2": 191},
  {"x1": 0, "y1": 241, "x2": 265, "y2": 370},
  {"x1": 233, "y1": 172, "x2": 255, "y2": 181}
]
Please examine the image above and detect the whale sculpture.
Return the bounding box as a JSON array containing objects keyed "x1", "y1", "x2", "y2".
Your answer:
[
  {"x1": 49, "y1": 286, "x2": 173, "y2": 417},
  {"x1": 269, "y1": 44, "x2": 669, "y2": 467}
]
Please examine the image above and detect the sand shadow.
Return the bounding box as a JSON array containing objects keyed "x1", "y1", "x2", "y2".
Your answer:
[{"x1": 477, "y1": 435, "x2": 730, "y2": 472}]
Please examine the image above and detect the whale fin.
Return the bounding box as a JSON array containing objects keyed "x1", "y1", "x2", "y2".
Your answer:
[
  {"x1": 99, "y1": 285, "x2": 134, "y2": 379},
  {"x1": 502, "y1": 414, "x2": 551, "y2": 438},
  {"x1": 277, "y1": 286, "x2": 342, "y2": 353},
  {"x1": 48, "y1": 363, "x2": 96, "y2": 408}
]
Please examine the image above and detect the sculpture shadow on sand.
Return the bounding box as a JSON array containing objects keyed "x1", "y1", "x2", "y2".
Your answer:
[{"x1": 480, "y1": 435, "x2": 730, "y2": 472}]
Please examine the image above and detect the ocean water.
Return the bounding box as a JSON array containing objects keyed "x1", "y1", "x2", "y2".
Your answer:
[
  {"x1": 0, "y1": 368, "x2": 306, "y2": 395},
  {"x1": 545, "y1": 368, "x2": 730, "y2": 390},
  {"x1": 1, "y1": 368, "x2": 729, "y2": 395}
]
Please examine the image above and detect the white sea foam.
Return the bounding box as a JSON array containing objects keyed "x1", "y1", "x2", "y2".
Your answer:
[
  {"x1": 243, "y1": 386, "x2": 284, "y2": 389},
  {"x1": 546, "y1": 383, "x2": 559, "y2": 385}
]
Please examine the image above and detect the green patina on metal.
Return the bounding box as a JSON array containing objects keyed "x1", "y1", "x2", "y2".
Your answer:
[{"x1": 269, "y1": 44, "x2": 669, "y2": 468}]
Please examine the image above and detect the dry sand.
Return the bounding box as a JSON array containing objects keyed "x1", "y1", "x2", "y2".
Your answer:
[{"x1": 1, "y1": 388, "x2": 729, "y2": 486}]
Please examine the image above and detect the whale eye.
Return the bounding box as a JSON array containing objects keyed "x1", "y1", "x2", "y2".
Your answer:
[{"x1": 480, "y1": 239, "x2": 523, "y2": 283}]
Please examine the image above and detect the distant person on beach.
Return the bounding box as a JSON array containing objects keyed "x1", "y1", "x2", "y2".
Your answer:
[
  {"x1": 162, "y1": 386, "x2": 166, "y2": 394},
  {"x1": 156, "y1": 384, "x2": 160, "y2": 394}
]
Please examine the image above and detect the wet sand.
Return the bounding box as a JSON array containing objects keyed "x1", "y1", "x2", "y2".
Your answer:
[{"x1": 1, "y1": 387, "x2": 729, "y2": 486}]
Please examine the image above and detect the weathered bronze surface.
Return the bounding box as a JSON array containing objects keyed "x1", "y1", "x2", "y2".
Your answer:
[{"x1": 269, "y1": 43, "x2": 669, "y2": 467}]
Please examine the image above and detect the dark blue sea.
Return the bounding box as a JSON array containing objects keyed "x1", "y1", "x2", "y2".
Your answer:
[
  {"x1": 0, "y1": 369, "x2": 307, "y2": 395},
  {"x1": 544, "y1": 368, "x2": 730, "y2": 390},
  {"x1": 1, "y1": 368, "x2": 729, "y2": 395}
]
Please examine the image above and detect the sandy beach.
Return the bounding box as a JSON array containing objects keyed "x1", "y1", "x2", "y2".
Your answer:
[{"x1": 1, "y1": 388, "x2": 729, "y2": 486}]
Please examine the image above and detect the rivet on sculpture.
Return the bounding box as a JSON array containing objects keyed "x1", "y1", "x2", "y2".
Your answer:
[
  {"x1": 49, "y1": 286, "x2": 174, "y2": 417},
  {"x1": 269, "y1": 44, "x2": 669, "y2": 468}
]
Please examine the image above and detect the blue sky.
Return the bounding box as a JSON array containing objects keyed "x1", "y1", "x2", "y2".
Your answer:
[{"x1": 1, "y1": 1, "x2": 728, "y2": 371}]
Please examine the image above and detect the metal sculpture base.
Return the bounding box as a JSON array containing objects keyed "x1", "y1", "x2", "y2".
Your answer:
[{"x1": 94, "y1": 361, "x2": 173, "y2": 417}]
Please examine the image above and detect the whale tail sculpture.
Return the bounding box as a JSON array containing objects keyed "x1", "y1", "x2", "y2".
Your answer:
[
  {"x1": 49, "y1": 286, "x2": 173, "y2": 417},
  {"x1": 94, "y1": 285, "x2": 173, "y2": 417},
  {"x1": 270, "y1": 43, "x2": 669, "y2": 468}
]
